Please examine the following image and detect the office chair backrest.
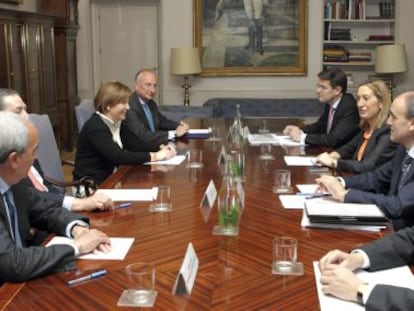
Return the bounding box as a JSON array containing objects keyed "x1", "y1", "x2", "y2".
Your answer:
[
  {"x1": 75, "y1": 99, "x2": 95, "y2": 131},
  {"x1": 28, "y1": 113, "x2": 65, "y2": 181}
]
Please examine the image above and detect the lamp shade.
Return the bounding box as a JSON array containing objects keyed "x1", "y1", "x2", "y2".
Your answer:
[
  {"x1": 170, "y1": 47, "x2": 202, "y2": 75},
  {"x1": 375, "y1": 44, "x2": 407, "y2": 74}
]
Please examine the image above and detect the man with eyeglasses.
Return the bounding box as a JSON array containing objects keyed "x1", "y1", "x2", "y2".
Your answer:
[
  {"x1": 121, "y1": 69, "x2": 190, "y2": 151},
  {"x1": 283, "y1": 68, "x2": 360, "y2": 148}
]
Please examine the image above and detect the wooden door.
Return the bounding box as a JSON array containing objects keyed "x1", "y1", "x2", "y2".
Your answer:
[{"x1": 91, "y1": 0, "x2": 160, "y2": 98}]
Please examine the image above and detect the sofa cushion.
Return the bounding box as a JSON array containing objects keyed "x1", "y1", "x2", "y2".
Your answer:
[
  {"x1": 159, "y1": 105, "x2": 214, "y2": 122},
  {"x1": 203, "y1": 98, "x2": 324, "y2": 118}
]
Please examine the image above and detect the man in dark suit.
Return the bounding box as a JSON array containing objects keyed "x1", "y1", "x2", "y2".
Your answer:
[
  {"x1": 318, "y1": 226, "x2": 414, "y2": 310},
  {"x1": 121, "y1": 69, "x2": 190, "y2": 151},
  {"x1": 283, "y1": 68, "x2": 360, "y2": 148},
  {"x1": 0, "y1": 111, "x2": 111, "y2": 283},
  {"x1": 316, "y1": 92, "x2": 414, "y2": 230},
  {"x1": 0, "y1": 88, "x2": 113, "y2": 212}
]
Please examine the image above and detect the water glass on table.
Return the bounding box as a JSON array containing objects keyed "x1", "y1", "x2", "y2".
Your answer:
[
  {"x1": 273, "y1": 169, "x2": 291, "y2": 193},
  {"x1": 120, "y1": 262, "x2": 157, "y2": 307},
  {"x1": 187, "y1": 149, "x2": 204, "y2": 168},
  {"x1": 272, "y1": 236, "x2": 303, "y2": 275},
  {"x1": 149, "y1": 185, "x2": 172, "y2": 212}
]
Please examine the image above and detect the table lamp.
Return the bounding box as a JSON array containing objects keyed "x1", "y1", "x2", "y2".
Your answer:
[
  {"x1": 375, "y1": 44, "x2": 407, "y2": 99},
  {"x1": 170, "y1": 47, "x2": 202, "y2": 106}
]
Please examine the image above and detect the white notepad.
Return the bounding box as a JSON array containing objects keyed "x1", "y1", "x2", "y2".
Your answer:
[{"x1": 47, "y1": 237, "x2": 134, "y2": 260}]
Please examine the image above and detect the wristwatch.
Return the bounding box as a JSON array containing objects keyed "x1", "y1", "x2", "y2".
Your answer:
[{"x1": 357, "y1": 283, "x2": 368, "y2": 305}]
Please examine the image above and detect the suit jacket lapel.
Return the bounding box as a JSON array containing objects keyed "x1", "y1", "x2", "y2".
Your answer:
[
  {"x1": 0, "y1": 196, "x2": 12, "y2": 238},
  {"x1": 11, "y1": 182, "x2": 30, "y2": 245}
]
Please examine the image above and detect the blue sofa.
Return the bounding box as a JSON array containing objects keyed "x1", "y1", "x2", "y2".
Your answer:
[
  {"x1": 203, "y1": 98, "x2": 325, "y2": 118},
  {"x1": 159, "y1": 105, "x2": 214, "y2": 122}
]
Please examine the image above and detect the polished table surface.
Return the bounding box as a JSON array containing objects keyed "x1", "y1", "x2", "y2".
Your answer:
[{"x1": 0, "y1": 118, "x2": 391, "y2": 310}]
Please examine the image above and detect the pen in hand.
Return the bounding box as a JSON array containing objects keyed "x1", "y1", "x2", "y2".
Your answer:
[
  {"x1": 305, "y1": 193, "x2": 331, "y2": 200},
  {"x1": 67, "y1": 269, "x2": 107, "y2": 286}
]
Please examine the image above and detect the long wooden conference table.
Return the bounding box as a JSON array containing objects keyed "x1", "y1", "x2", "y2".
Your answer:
[{"x1": 0, "y1": 118, "x2": 391, "y2": 310}]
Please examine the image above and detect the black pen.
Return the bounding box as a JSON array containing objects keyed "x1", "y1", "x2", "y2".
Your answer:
[
  {"x1": 305, "y1": 193, "x2": 331, "y2": 200},
  {"x1": 67, "y1": 269, "x2": 107, "y2": 286}
]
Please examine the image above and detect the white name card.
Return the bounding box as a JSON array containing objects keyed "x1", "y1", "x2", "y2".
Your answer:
[
  {"x1": 172, "y1": 243, "x2": 199, "y2": 296},
  {"x1": 199, "y1": 180, "x2": 217, "y2": 209}
]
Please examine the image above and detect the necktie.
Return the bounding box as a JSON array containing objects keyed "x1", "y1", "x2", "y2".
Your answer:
[
  {"x1": 142, "y1": 102, "x2": 155, "y2": 132},
  {"x1": 27, "y1": 167, "x2": 48, "y2": 192},
  {"x1": 3, "y1": 190, "x2": 23, "y2": 247},
  {"x1": 398, "y1": 153, "x2": 413, "y2": 190},
  {"x1": 326, "y1": 106, "x2": 336, "y2": 133}
]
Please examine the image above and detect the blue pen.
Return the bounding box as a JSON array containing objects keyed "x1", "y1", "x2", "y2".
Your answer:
[
  {"x1": 67, "y1": 269, "x2": 107, "y2": 286},
  {"x1": 118, "y1": 202, "x2": 132, "y2": 208},
  {"x1": 305, "y1": 193, "x2": 331, "y2": 200}
]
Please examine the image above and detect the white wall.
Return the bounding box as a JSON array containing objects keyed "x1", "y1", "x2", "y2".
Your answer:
[{"x1": 77, "y1": 0, "x2": 414, "y2": 105}]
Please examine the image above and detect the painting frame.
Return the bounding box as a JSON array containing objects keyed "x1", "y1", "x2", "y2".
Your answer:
[
  {"x1": 0, "y1": 0, "x2": 23, "y2": 4},
  {"x1": 193, "y1": 0, "x2": 308, "y2": 76}
]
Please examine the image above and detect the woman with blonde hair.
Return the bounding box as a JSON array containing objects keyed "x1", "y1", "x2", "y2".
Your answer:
[
  {"x1": 73, "y1": 81, "x2": 175, "y2": 185},
  {"x1": 316, "y1": 79, "x2": 398, "y2": 173}
]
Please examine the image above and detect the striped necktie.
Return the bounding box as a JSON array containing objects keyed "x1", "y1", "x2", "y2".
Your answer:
[
  {"x1": 142, "y1": 102, "x2": 155, "y2": 132},
  {"x1": 398, "y1": 153, "x2": 413, "y2": 190},
  {"x1": 3, "y1": 190, "x2": 23, "y2": 247},
  {"x1": 326, "y1": 106, "x2": 336, "y2": 133}
]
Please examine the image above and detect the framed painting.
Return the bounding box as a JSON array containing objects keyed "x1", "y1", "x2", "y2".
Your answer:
[
  {"x1": 0, "y1": 0, "x2": 23, "y2": 3},
  {"x1": 193, "y1": 0, "x2": 308, "y2": 76}
]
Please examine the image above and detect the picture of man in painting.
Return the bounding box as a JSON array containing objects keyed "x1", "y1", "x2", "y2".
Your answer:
[{"x1": 200, "y1": 0, "x2": 302, "y2": 70}]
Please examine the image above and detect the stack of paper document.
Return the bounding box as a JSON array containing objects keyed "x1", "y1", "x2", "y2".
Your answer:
[
  {"x1": 183, "y1": 128, "x2": 211, "y2": 139},
  {"x1": 247, "y1": 133, "x2": 279, "y2": 145},
  {"x1": 247, "y1": 134, "x2": 305, "y2": 147},
  {"x1": 305, "y1": 201, "x2": 388, "y2": 226}
]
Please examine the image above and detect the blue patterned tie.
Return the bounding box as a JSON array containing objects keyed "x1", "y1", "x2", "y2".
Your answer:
[
  {"x1": 142, "y1": 102, "x2": 155, "y2": 132},
  {"x1": 4, "y1": 190, "x2": 22, "y2": 247}
]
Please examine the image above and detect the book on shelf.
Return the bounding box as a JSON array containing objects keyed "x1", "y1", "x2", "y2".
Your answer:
[
  {"x1": 367, "y1": 34, "x2": 394, "y2": 41},
  {"x1": 348, "y1": 51, "x2": 371, "y2": 61}
]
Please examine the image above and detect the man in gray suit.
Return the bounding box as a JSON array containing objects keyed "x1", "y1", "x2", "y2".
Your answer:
[
  {"x1": 0, "y1": 111, "x2": 111, "y2": 283},
  {"x1": 318, "y1": 226, "x2": 414, "y2": 310},
  {"x1": 121, "y1": 69, "x2": 189, "y2": 151}
]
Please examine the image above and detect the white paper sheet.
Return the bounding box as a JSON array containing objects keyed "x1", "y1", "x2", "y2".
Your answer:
[
  {"x1": 47, "y1": 237, "x2": 135, "y2": 260},
  {"x1": 96, "y1": 188, "x2": 156, "y2": 202},
  {"x1": 279, "y1": 195, "x2": 307, "y2": 209},
  {"x1": 296, "y1": 184, "x2": 320, "y2": 194},
  {"x1": 301, "y1": 210, "x2": 386, "y2": 232},
  {"x1": 144, "y1": 155, "x2": 186, "y2": 165},
  {"x1": 313, "y1": 262, "x2": 414, "y2": 311},
  {"x1": 277, "y1": 135, "x2": 305, "y2": 147},
  {"x1": 284, "y1": 156, "x2": 317, "y2": 166}
]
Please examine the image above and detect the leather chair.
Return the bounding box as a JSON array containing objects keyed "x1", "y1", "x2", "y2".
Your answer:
[
  {"x1": 28, "y1": 113, "x2": 96, "y2": 196},
  {"x1": 74, "y1": 99, "x2": 95, "y2": 132}
]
